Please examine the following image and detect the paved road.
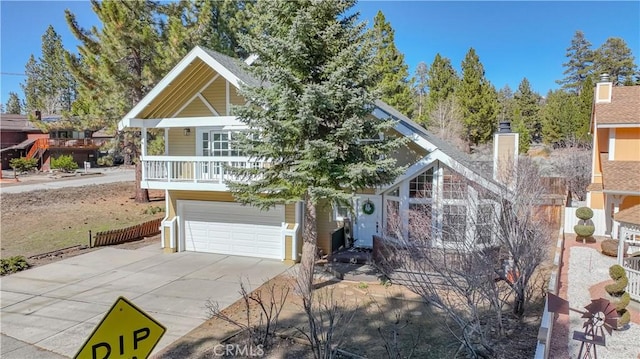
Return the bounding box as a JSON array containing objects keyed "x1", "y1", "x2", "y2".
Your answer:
[{"x1": 0, "y1": 169, "x2": 134, "y2": 194}]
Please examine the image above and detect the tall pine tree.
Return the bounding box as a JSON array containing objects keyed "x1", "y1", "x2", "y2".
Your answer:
[
  {"x1": 593, "y1": 37, "x2": 637, "y2": 86},
  {"x1": 557, "y1": 30, "x2": 593, "y2": 94},
  {"x1": 513, "y1": 78, "x2": 541, "y2": 143},
  {"x1": 5, "y1": 92, "x2": 23, "y2": 114},
  {"x1": 370, "y1": 11, "x2": 414, "y2": 118},
  {"x1": 456, "y1": 48, "x2": 497, "y2": 148},
  {"x1": 21, "y1": 25, "x2": 76, "y2": 116},
  {"x1": 65, "y1": 0, "x2": 163, "y2": 202},
  {"x1": 228, "y1": 0, "x2": 404, "y2": 297},
  {"x1": 426, "y1": 53, "x2": 459, "y2": 124}
]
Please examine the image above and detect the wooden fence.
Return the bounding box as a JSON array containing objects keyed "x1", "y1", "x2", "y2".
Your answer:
[{"x1": 92, "y1": 218, "x2": 162, "y2": 247}]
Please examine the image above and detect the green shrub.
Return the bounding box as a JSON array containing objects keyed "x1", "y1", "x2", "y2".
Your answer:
[
  {"x1": 0, "y1": 256, "x2": 30, "y2": 275},
  {"x1": 143, "y1": 206, "x2": 165, "y2": 215},
  {"x1": 575, "y1": 207, "x2": 594, "y2": 220},
  {"x1": 51, "y1": 155, "x2": 79, "y2": 172},
  {"x1": 574, "y1": 225, "x2": 595, "y2": 238},
  {"x1": 97, "y1": 156, "x2": 114, "y2": 167},
  {"x1": 9, "y1": 157, "x2": 38, "y2": 172}
]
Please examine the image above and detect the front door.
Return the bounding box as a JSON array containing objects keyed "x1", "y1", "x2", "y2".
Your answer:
[{"x1": 354, "y1": 195, "x2": 382, "y2": 248}]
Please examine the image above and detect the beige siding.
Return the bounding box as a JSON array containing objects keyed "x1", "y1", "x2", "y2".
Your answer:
[
  {"x1": 167, "y1": 190, "x2": 236, "y2": 218},
  {"x1": 176, "y1": 97, "x2": 214, "y2": 117},
  {"x1": 167, "y1": 128, "x2": 195, "y2": 156},
  {"x1": 392, "y1": 139, "x2": 427, "y2": 168},
  {"x1": 163, "y1": 229, "x2": 174, "y2": 253},
  {"x1": 230, "y1": 87, "x2": 245, "y2": 106},
  {"x1": 285, "y1": 203, "x2": 296, "y2": 223},
  {"x1": 316, "y1": 200, "x2": 339, "y2": 255},
  {"x1": 201, "y1": 78, "x2": 227, "y2": 115}
]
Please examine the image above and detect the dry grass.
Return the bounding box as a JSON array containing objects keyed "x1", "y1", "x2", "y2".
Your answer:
[{"x1": 0, "y1": 182, "x2": 164, "y2": 258}]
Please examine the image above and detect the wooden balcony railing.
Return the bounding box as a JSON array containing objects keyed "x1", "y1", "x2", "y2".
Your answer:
[
  {"x1": 26, "y1": 138, "x2": 101, "y2": 160},
  {"x1": 47, "y1": 138, "x2": 101, "y2": 148},
  {"x1": 142, "y1": 156, "x2": 265, "y2": 184}
]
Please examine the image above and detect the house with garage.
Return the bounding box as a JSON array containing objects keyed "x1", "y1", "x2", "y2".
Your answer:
[
  {"x1": 117, "y1": 46, "x2": 516, "y2": 262},
  {"x1": 586, "y1": 76, "x2": 640, "y2": 240}
]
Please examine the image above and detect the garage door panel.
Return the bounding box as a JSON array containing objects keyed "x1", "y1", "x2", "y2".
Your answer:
[{"x1": 180, "y1": 201, "x2": 284, "y2": 259}]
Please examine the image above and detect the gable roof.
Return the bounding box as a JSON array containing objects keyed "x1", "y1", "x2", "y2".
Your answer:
[
  {"x1": 0, "y1": 114, "x2": 43, "y2": 132},
  {"x1": 594, "y1": 85, "x2": 640, "y2": 126},
  {"x1": 118, "y1": 46, "x2": 500, "y2": 191}
]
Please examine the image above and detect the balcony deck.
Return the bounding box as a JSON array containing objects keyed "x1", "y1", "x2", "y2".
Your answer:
[{"x1": 141, "y1": 155, "x2": 263, "y2": 191}]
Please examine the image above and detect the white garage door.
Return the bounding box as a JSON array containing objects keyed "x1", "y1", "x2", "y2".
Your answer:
[{"x1": 180, "y1": 201, "x2": 284, "y2": 259}]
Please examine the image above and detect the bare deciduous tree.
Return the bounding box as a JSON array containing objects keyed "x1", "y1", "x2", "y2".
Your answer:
[
  {"x1": 296, "y1": 278, "x2": 357, "y2": 359},
  {"x1": 427, "y1": 97, "x2": 466, "y2": 152},
  {"x1": 206, "y1": 279, "x2": 289, "y2": 349},
  {"x1": 550, "y1": 146, "x2": 591, "y2": 201},
  {"x1": 376, "y1": 158, "x2": 553, "y2": 358}
]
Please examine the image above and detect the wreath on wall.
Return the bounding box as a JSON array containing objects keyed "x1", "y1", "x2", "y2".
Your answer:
[{"x1": 362, "y1": 200, "x2": 375, "y2": 215}]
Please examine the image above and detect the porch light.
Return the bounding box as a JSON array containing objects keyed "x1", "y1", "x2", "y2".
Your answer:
[{"x1": 183, "y1": 128, "x2": 191, "y2": 136}]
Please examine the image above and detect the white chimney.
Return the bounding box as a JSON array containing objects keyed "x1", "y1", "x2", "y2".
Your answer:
[
  {"x1": 493, "y1": 121, "x2": 519, "y2": 187},
  {"x1": 244, "y1": 54, "x2": 259, "y2": 66},
  {"x1": 595, "y1": 73, "x2": 612, "y2": 103}
]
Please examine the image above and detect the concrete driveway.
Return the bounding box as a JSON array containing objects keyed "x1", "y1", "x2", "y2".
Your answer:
[{"x1": 0, "y1": 244, "x2": 291, "y2": 358}]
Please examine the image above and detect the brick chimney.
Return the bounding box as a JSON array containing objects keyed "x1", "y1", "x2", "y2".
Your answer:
[
  {"x1": 493, "y1": 121, "x2": 519, "y2": 186},
  {"x1": 595, "y1": 73, "x2": 612, "y2": 103}
]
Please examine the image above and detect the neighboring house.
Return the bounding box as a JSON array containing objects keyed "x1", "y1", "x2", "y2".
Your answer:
[
  {"x1": 118, "y1": 46, "x2": 516, "y2": 262},
  {"x1": 23, "y1": 113, "x2": 108, "y2": 171},
  {"x1": 586, "y1": 77, "x2": 640, "y2": 239},
  {"x1": 0, "y1": 114, "x2": 47, "y2": 170}
]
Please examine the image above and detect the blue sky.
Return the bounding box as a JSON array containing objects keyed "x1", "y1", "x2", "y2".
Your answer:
[{"x1": 1, "y1": 1, "x2": 639, "y2": 110}]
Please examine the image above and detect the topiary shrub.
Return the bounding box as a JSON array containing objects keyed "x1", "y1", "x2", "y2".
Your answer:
[
  {"x1": 574, "y1": 225, "x2": 595, "y2": 238},
  {"x1": 51, "y1": 154, "x2": 79, "y2": 172},
  {"x1": 574, "y1": 206, "x2": 596, "y2": 243},
  {"x1": 576, "y1": 206, "x2": 594, "y2": 221},
  {"x1": 605, "y1": 264, "x2": 631, "y2": 329}
]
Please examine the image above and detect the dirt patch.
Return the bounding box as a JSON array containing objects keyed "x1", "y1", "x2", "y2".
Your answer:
[{"x1": 0, "y1": 182, "x2": 164, "y2": 259}]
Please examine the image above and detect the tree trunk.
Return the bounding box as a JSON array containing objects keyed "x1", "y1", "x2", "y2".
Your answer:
[
  {"x1": 297, "y1": 193, "x2": 318, "y2": 299},
  {"x1": 134, "y1": 160, "x2": 149, "y2": 203},
  {"x1": 513, "y1": 289, "x2": 525, "y2": 317}
]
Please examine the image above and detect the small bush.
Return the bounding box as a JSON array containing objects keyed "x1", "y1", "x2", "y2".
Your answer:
[
  {"x1": 574, "y1": 225, "x2": 595, "y2": 238},
  {"x1": 9, "y1": 157, "x2": 38, "y2": 172},
  {"x1": 97, "y1": 156, "x2": 114, "y2": 167},
  {"x1": 575, "y1": 207, "x2": 594, "y2": 220},
  {"x1": 1, "y1": 256, "x2": 30, "y2": 275},
  {"x1": 143, "y1": 206, "x2": 165, "y2": 215},
  {"x1": 51, "y1": 155, "x2": 79, "y2": 172}
]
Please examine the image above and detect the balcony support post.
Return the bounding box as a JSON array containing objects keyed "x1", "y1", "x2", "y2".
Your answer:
[{"x1": 141, "y1": 125, "x2": 147, "y2": 181}]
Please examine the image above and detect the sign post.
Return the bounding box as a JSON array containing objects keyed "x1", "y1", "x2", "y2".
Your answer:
[{"x1": 74, "y1": 296, "x2": 166, "y2": 359}]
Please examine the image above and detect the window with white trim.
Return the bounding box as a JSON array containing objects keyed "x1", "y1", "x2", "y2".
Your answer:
[
  {"x1": 442, "y1": 204, "x2": 466, "y2": 243},
  {"x1": 409, "y1": 167, "x2": 434, "y2": 198}
]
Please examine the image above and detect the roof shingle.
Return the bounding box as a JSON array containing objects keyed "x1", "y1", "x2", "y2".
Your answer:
[{"x1": 595, "y1": 86, "x2": 640, "y2": 125}]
